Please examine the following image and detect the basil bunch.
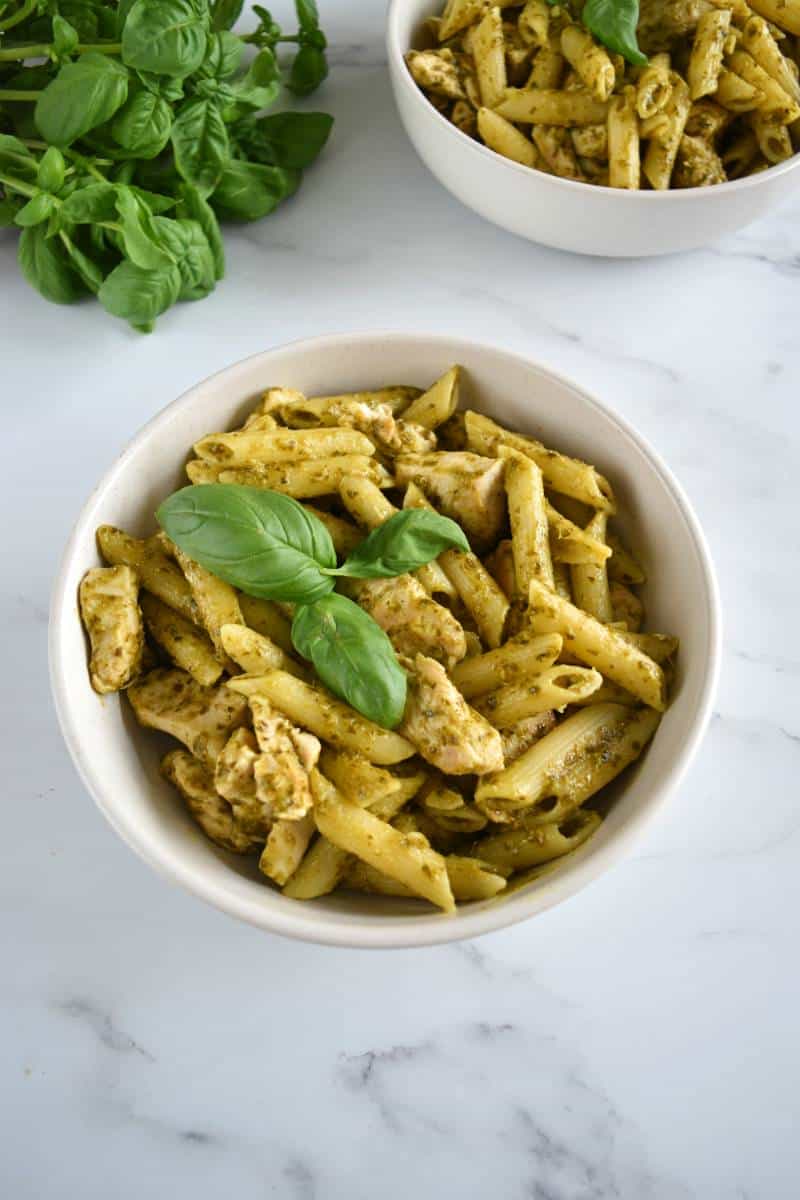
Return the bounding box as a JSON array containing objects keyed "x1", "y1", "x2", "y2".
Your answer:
[
  {"x1": 544, "y1": 0, "x2": 646, "y2": 66},
  {"x1": 0, "y1": 0, "x2": 332, "y2": 329},
  {"x1": 157, "y1": 484, "x2": 470, "y2": 728}
]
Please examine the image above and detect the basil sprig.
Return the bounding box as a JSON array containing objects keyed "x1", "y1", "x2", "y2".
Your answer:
[
  {"x1": 0, "y1": 0, "x2": 332, "y2": 330},
  {"x1": 157, "y1": 483, "x2": 470, "y2": 727}
]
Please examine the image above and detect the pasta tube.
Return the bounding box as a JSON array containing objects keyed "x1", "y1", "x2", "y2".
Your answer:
[
  {"x1": 473, "y1": 665, "x2": 603, "y2": 726},
  {"x1": 474, "y1": 810, "x2": 602, "y2": 872},
  {"x1": 527, "y1": 580, "x2": 667, "y2": 709},
  {"x1": 450, "y1": 630, "x2": 563, "y2": 698},
  {"x1": 311, "y1": 771, "x2": 456, "y2": 912},
  {"x1": 464, "y1": 411, "x2": 615, "y2": 511},
  {"x1": 227, "y1": 671, "x2": 416, "y2": 764}
]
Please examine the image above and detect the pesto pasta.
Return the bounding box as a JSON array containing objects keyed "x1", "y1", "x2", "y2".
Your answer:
[
  {"x1": 78, "y1": 367, "x2": 677, "y2": 914},
  {"x1": 406, "y1": 0, "x2": 800, "y2": 190}
]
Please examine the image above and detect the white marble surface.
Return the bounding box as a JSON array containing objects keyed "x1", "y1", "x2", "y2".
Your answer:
[{"x1": 2, "y1": 3, "x2": 800, "y2": 1196}]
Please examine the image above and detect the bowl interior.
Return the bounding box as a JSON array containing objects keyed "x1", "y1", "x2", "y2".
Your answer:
[{"x1": 51, "y1": 334, "x2": 719, "y2": 947}]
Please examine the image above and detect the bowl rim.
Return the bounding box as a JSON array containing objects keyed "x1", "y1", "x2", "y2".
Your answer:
[
  {"x1": 386, "y1": 0, "x2": 800, "y2": 201},
  {"x1": 49, "y1": 331, "x2": 722, "y2": 949}
]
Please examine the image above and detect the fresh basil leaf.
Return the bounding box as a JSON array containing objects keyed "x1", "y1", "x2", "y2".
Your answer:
[
  {"x1": 61, "y1": 235, "x2": 106, "y2": 293},
  {"x1": 176, "y1": 218, "x2": 216, "y2": 299},
  {"x1": 151, "y1": 215, "x2": 216, "y2": 299},
  {"x1": 197, "y1": 30, "x2": 243, "y2": 78},
  {"x1": 292, "y1": 595, "x2": 408, "y2": 729},
  {"x1": 331, "y1": 509, "x2": 470, "y2": 580},
  {"x1": 234, "y1": 45, "x2": 280, "y2": 106},
  {"x1": 35, "y1": 54, "x2": 130, "y2": 147},
  {"x1": 73, "y1": 181, "x2": 124, "y2": 224},
  {"x1": 14, "y1": 192, "x2": 57, "y2": 228},
  {"x1": 136, "y1": 69, "x2": 186, "y2": 102},
  {"x1": 249, "y1": 111, "x2": 333, "y2": 168},
  {"x1": 211, "y1": 159, "x2": 299, "y2": 221},
  {"x1": 176, "y1": 182, "x2": 225, "y2": 279},
  {"x1": 210, "y1": 0, "x2": 244, "y2": 31},
  {"x1": 128, "y1": 185, "x2": 177, "y2": 213},
  {"x1": 295, "y1": 0, "x2": 319, "y2": 30},
  {"x1": 117, "y1": 0, "x2": 139, "y2": 37},
  {"x1": 115, "y1": 185, "x2": 175, "y2": 269},
  {"x1": 122, "y1": 0, "x2": 208, "y2": 78},
  {"x1": 581, "y1": 0, "x2": 647, "y2": 65},
  {"x1": 18, "y1": 225, "x2": 85, "y2": 304},
  {"x1": 52, "y1": 14, "x2": 80, "y2": 58},
  {"x1": 156, "y1": 484, "x2": 337, "y2": 603},
  {"x1": 98, "y1": 259, "x2": 181, "y2": 326},
  {"x1": 0, "y1": 135, "x2": 38, "y2": 184},
  {"x1": 60, "y1": 183, "x2": 118, "y2": 224},
  {"x1": 37, "y1": 146, "x2": 66, "y2": 193},
  {"x1": 171, "y1": 97, "x2": 229, "y2": 196},
  {"x1": 288, "y1": 44, "x2": 327, "y2": 96},
  {"x1": 112, "y1": 88, "x2": 173, "y2": 157}
]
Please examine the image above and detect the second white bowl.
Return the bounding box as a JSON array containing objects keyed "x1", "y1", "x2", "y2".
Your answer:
[{"x1": 387, "y1": 0, "x2": 800, "y2": 256}]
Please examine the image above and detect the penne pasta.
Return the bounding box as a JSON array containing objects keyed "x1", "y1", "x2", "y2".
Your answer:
[
  {"x1": 475, "y1": 703, "x2": 661, "y2": 816},
  {"x1": 404, "y1": 483, "x2": 509, "y2": 647},
  {"x1": 527, "y1": 580, "x2": 666, "y2": 709},
  {"x1": 688, "y1": 8, "x2": 732, "y2": 99},
  {"x1": 193, "y1": 426, "x2": 375, "y2": 466},
  {"x1": 642, "y1": 74, "x2": 691, "y2": 189},
  {"x1": 570, "y1": 511, "x2": 613, "y2": 621},
  {"x1": 473, "y1": 5, "x2": 507, "y2": 107},
  {"x1": 478, "y1": 107, "x2": 539, "y2": 166},
  {"x1": 474, "y1": 809, "x2": 602, "y2": 871},
  {"x1": 496, "y1": 87, "x2": 611, "y2": 125},
  {"x1": 561, "y1": 24, "x2": 616, "y2": 100},
  {"x1": 450, "y1": 630, "x2": 563, "y2": 698},
  {"x1": 464, "y1": 411, "x2": 615, "y2": 511},
  {"x1": 473, "y1": 665, "x2": 603, "y2": 726},
  {"x1": 400, "y1": 366, "x2": 460, "y2": 429},
  {"x1": 311, "y1": 771, "x2": 456, "y2": 912},
  {"x1": 608, "y1": 86, "x2": 641, "y2": 188},
  {"x1": 141, "y1": 592, "x2": 222, "y2": 686},
  {"x1": 227, "y1": 671, "x2": 416, "y2": 764},
  {"x1": 500, "y1": 446, "x2": 554, "y2": 594},
  {"x1": 97, "y1": 525, "x2": 197, "y2": 622}
]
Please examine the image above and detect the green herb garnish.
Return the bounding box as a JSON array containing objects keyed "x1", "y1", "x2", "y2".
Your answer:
[
  {"x1": 0, "y1": 0, "x2": 332, "y2": 329},
  {"x1": 157, "y1": 483, "x2": 472, "y2": 727}
]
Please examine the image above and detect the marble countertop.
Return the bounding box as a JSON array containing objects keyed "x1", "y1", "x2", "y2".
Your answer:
[{"x1": 3, "y1": 2, "x2": 799, "y2": 1196}]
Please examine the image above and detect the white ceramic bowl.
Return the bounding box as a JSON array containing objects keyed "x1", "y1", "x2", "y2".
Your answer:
[
  {"x1": 387, "y1": 0, "x2": 800, "y2": 256},
  {"x1": 50, "y1": 333, "x2": 720, "y2": 947}
]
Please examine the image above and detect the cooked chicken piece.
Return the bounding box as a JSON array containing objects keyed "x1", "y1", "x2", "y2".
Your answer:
[
  {"x1": 248, "y1": 695, "x2": 320, "y2": 820},
  {"x1": 400, "y1": 653, "x2": 504, "y2": 775},
  {"x1": 499, "y1": 712, "x2": 557, "y2": 764},
  {"x1": 127, "y1": 669, "x2": 248, "y2": 767},
  {"x1": 406, "y1": 49, "x2": 466, "y2": 99},
  {"x1": 79, "y1": 565, "x2": 144, "y2": 694},
  {"x1": 350, "y1": 574, "x2": 467, "y2": 667},
  {"x1": 214, "y1": 727, "x2": 272, "y2": 837},
  {"x1": 162, "y1": 749, "x2": 261, "y2": 853},
  {"x1": 638, "y1": 0, "x2": 712, "y2": 54},
  {"x1": 394, "y1": 452, "x2": 506, "y2": 550}
]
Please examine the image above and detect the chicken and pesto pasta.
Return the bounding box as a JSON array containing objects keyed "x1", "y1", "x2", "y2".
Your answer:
[
  {"x1": 406, "y1": 0, "x2": 800, "y2": 189},
  {"x1": 78, "y1": 366, "x2": 678, "y2": 914}
]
